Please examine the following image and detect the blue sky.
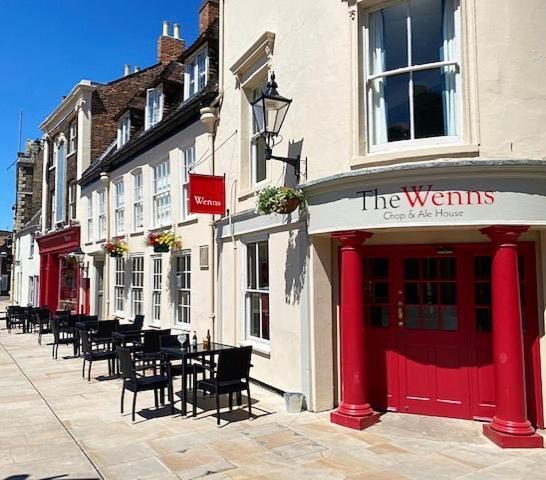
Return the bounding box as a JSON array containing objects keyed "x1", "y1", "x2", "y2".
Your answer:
[{"x1": 0, "y1": 0, "x2": 202, "y2": 230}]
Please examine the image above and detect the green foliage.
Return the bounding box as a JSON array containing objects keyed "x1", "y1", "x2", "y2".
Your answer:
[{"x1": 256, "y1": 186, "x2": 306, "y2": 215}]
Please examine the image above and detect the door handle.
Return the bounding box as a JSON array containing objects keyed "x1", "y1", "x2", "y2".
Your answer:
[{"x1": 397, "y1": 301, "x2": 404, "y2": 326}]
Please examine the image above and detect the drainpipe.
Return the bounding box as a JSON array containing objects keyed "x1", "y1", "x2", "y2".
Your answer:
[
  {"x1": 41, "y1": 136, "x2": 50, "y2": 234},
  {"x1": 100, "y1": 172, "x2": 110, "y2": 318},
  {"x1": 200, "y1": 106, "x2": 219, "y2": 341}
]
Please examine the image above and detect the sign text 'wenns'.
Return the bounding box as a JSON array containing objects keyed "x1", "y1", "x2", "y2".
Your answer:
[
  {"x1": 357, "y1": 184, "x2": 495, "y2": 222},
  {"x1": 188, "y1": 174, "x2": 225, "y2": 216}
]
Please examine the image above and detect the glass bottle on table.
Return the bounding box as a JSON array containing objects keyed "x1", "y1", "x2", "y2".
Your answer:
[
  {"x1": 192, "y1": 331, "x2": 198, "y2": 348},
  {"x1": 205, "y1": 329, "x2": 211, "y2": 349}
]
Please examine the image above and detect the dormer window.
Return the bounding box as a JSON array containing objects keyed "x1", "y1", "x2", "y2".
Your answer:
[
  {"x1": 145, "y1": 85, "x2": 164, "y2": 130},
  {"x1": 184, "y1": 49, "x2": 208, "y2": 100},
  {"x1": 117, "y1": 112, "x2": 131, "y2": 148}
]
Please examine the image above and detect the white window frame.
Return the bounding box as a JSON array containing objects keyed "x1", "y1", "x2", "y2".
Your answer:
[
  {"x1": 250, "y1": 82, "x2": 268, "y2": 186},
  {"x1": 175, "y1": 251, "x2": 191, "y2": 325},
  {"x1": 152, "y1": 160, "x2": 171, "y2": 228},
  {"x1": 114, "y1": 257, "x2": 125, "y2": 315},
  {"x1": 113, "y1": 179, "x2": 125, "y2": 235},
  {"x1": 98, "y1": 190, "x2": 106, "y2": 240},
  {"x1": 243, "y1": 238, "x2": 270, "y2": 344},
  {"x1": 184, "y1": 49, "x2": 208, "y2": 100},
  {"x1": 145, "y1": 85, "x2": 164, "y2": 130},
  {"x1": 68, "y1": 183, "x2": 77, "y2": 221},
  {"x1": 151, "y1": 256, "x2": 162, "y2": 324},
  {"x1": 132, "y1": 170, "x2": 144, "y2": 231},
  {"x1": 54, "y1": 140, "x2": 66, "y2": 225},
  {"x1": 364, "y1": 0, "x2": 462, "y2": 153},
  {"x1": 130, "y1": 256, "x2": 144, "y2": 317},
  {"x1": 180, "y1": 145, "x2": 196, "y2": 220},
  {"x1": 68, "y1": 121, "x2": 77, "y2": 155},
  {"x1": 86, "y1": 195, "x2": 93, "y2": 242},
  {"x1": 117, "y1": 112, "x2": 131, "y2": 148}
]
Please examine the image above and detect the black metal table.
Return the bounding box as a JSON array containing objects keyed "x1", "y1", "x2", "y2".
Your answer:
[{"x1": 161, "y1": 342, "x2": 237, "y2": 416}]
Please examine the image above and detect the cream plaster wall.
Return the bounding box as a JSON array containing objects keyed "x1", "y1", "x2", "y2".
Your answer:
[
  {"x1": 12, "y1": 232, "x2": 40, "y2": 306},
  {"x1": 81, "y1": 124, "x2": 214, "y2": 338}
]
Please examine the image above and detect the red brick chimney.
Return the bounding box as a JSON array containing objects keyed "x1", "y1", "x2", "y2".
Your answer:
[
  {"x1": 157, "y1": 21, "x2": 185, "y2": 64},
  {"x1": 199, "y1": 0, "x2": 219, "y2": 34}
]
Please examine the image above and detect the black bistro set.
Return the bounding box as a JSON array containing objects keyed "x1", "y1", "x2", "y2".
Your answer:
[{"x1": 3, "y1": 306, "x2": 253, "y2": 425}]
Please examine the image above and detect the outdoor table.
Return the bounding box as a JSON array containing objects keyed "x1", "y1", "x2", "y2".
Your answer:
[
  {"x1": 111, "y1": 329, "x2": 145, "y2": 346},
  {"x1": 161, "y1": 342, "x2": 237, "y2": 416}
]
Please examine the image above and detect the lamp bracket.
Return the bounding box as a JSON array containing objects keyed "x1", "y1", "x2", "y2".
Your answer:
[{"x1": 265, "y1": 148, "x2": 306, "y2": 183}]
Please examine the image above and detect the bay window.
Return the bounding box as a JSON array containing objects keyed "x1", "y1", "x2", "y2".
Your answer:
[
  {"x1": 366, "y1": 0, "x2": 459, "y2": 150},
  {"x1": 245, "y1": 240, "x2": 270, "y2": 342},
  {"x1": 153, "y1": 161, "x2": 171, "y2": 227},
  {"x1": 114, "y1": 179, "x2": 125, "y2": 235}
]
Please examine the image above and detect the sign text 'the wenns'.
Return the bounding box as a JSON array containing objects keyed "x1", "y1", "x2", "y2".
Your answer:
[{"x1": 357, "y1": 184, "x2": 495, "y2": 222}]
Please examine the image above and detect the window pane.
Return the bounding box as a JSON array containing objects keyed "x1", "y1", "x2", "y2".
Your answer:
[
  {"x1": 423, "y1": 306, "x2": 439, "y2": 329},
  {"x1": 442, "y1": 306, "x2": 458, "y2": 331},
  {"x1": 405, "y1": 283, "x2": 420, "y2": 304},
  {"x1": 261, "y1": 293, "x2": 270, "y2": 340},
  {"x1": 370, "y1": 258, "x2": 388, "y2": 278},
  {"x1": 258, "y1": 242, "x2": 269, "y2": 289},
  {"x1": 373, "y1": 282, "x2": 389, "y2": 303},
  {"x1": 247, "y1": 245, "x2": 257, "y2": 289},
  {"x1": 475, "y1": 283, "x2": 491, "y2": 305},
  {"x1": 439, "y1": 258, "x2": 456, "y2": 279},
  {"x1": 380, "y1": 3, "x2": 408, "y2": 72},
  {"x1": 413, "y1": 69, "x2": 446, "y2": 139},
  {"x1": 405, "y1": 306, "x2": 420, "y2": 329},
  {"x1": 250, "y1": 294, "x2": 261, "y2": 337},
  {"x1": 422, "y1": 258, "x2": 436, "y2": 279},
  {"x1": 404, "y1": 258, "x2": 420, "y2": 279},
  {"x1": 423, "y1": 282, "x2": 437, "y2": 304},
  {"x1": 474, "y1": 256, "x2": 491, "y2": 279},
  {"x1": 440, "y1": 283, "x2": 456, "y2": 305},
  {"x1": 410, "y1": 0, "x2": 444, "y2": 65},
  {"x1": 369, "y1": 306, "x2": 390, "y2": 328},
  {"x1": 385, "y1": 73, "x2": 411, "y2": 142},
  {"x1": 254, "y1": 137, "x2": 267, "y2": 183},
  {"x1": 476, "y1": 308, "x2": 492, "y2": 332}
]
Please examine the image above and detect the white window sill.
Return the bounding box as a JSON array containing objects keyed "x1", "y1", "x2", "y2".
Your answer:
[
  {"x1": 239, "y1": 339, "x2": 271, "y2": 357},
  {"x1": 171, "y1": 324, "x2": 192, "y2": 333},
  {"x1": 352, "y1": 143, "x2": 479, "y2": 168},
  {"x1": 177, "y1": 217, "x2": 198, "y2": 227},
  {"x1": 149, "y1": 225, "x2": 173, "y2": 233}
]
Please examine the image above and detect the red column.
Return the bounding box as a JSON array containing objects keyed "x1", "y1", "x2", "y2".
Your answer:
[
  {"x1": 480, "y1": 225, "x2": 543, "y2": 448},
  {"x1": 39, "y1": 254, "x2": 48, "y2": 307},
  {"x1": 331, "y1": 230, "x2": 380, "y2": 430}
]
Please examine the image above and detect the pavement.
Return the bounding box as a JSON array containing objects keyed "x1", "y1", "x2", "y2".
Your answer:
[{"x1": 1, "y1": 303, "x2": 546, "y2": 479}]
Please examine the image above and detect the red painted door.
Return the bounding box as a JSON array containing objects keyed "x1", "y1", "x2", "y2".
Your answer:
[{"x1": 364, "y1": 244, "x2": 543, "y2": 426}]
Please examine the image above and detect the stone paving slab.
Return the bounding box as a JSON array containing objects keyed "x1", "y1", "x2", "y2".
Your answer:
[{"x1": 1, "y1": 312, "x2": 546, "y2": 479}]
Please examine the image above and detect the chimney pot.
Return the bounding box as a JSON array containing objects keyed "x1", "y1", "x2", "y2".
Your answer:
[
  {"x1": 124, "y1": 64, "x2": 131, "y2": 76},
  {"x1": 173, "y1": 23, "x2": 181, "y2": 39},
  {"x1": 162, "y1": 20, "x2": 170, "y2": 37},
  {"x1": 134, "y1": 65, "x2": 140, "y2": 73}
]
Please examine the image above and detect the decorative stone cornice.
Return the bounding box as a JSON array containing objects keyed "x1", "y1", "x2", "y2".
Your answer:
[{"x1": 332, "y1": 230, "x2": 373, "y2": 247}]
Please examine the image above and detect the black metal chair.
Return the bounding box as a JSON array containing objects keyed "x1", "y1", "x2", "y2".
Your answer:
[
  {"x1": 8, "y1": 306, "x2": 25, "y2": 333},
  {"x1": 80, "y1": 330, "x2": 117, "y2": 381},
  {"x1": 193, "y1": 346, "x2": 253, "y2": 425},
  {"x1": 160, "y1": 334, "x2": 205, "y2": 391},
  {"x1": 116, "y1": 346, "x2": 174, "y2": 421},
  {"x1": 35, "y1": 309, "x2": 52, "y2": 345},
  {"x1": 51, "y1": 316, "x2": 77, "y2": 359},
  {"x1": 134, "y1": 329, "x2": 171, "y2": 362},
  {"x1": 133, "y1": 315, "x2": 144, "y2": 330}
]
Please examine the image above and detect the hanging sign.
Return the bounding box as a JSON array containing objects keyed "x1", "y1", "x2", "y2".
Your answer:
[{"x1": 188, "y1": 174, "x2": 225, "y2": 215}]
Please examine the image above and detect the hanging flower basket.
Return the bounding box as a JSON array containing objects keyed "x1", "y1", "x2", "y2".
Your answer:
[
  {"x1": 145, "y1": 231, "x2": 182, "y2": 253},
  {"x1": 64, "y1": 253, "x2": 80, "y2": 268},
  {"x1": 103, "y1": 239, "x2": 129, "y2": 258},
  {"x1": 256, "y1": 186, "x2": 306, "y2": 215}
]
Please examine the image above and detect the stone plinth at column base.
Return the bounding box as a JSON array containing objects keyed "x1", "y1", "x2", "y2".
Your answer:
[
  {"x1": 330, "y1": 410, "x2": 381, "y2": 430},
  {"x1": 483, "y1": 424, "x2": 543, "y2": 448}
]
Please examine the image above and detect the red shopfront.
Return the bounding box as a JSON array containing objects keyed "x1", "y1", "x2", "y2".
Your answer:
[
  {"x1": 36, "y1": 226, "x2": 85, "y2": 313},
  {"x1": 331, "y1": 228, "x2": 544, "y2": 448}
]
